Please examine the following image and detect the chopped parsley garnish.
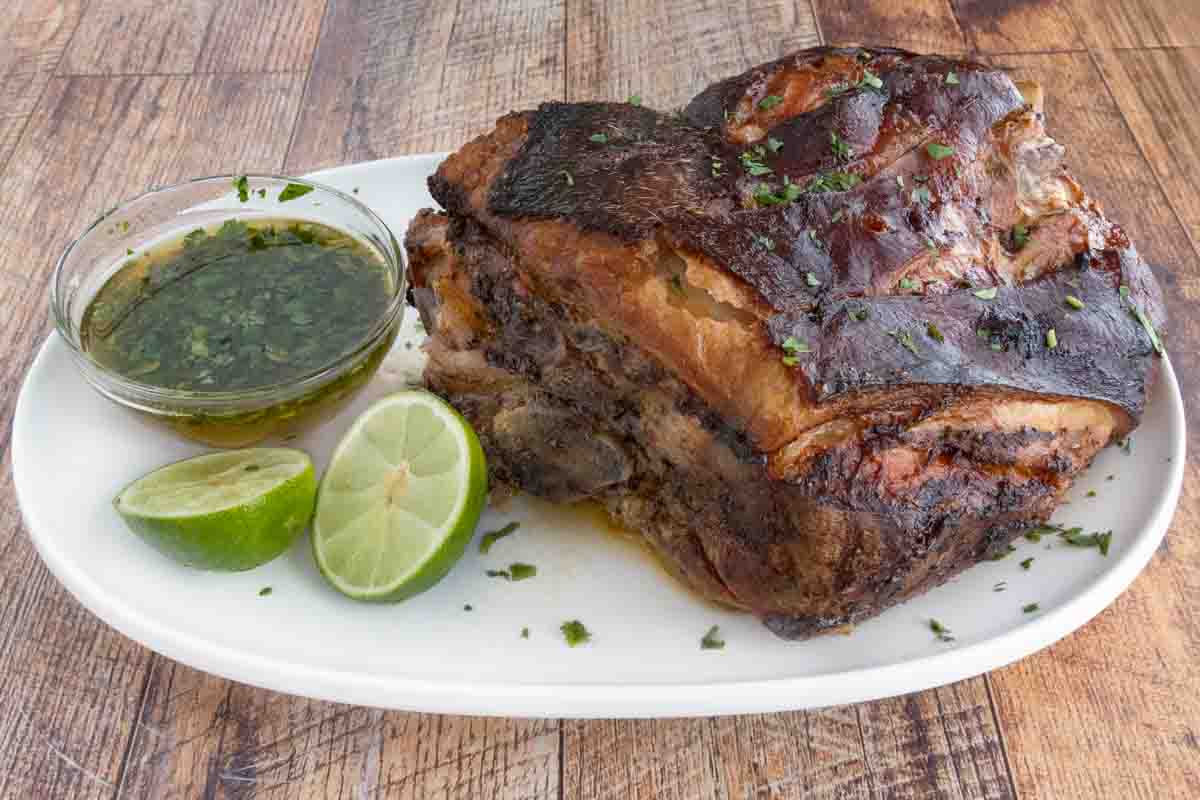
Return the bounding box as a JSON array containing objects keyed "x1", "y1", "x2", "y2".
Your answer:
[
  {"x1": 926, "y1": 142, "x2": 955, "y2": 160},
  {"x1": 1023, "y1": 603, "x2": 1040, "y2": 614},
  {"x1": 739, "y1": 148, "x2": 773, "y2": 176},
  {"x1": 521, "y1": 627, "x2": 530, "y2": 639},
  {"x1": 561, "y1": 619, "x2": 591, "y2": 647},
  {"x1": 627, "y1": 93, "x2": 642, "y2": 105},
  {"x1": 754, "y1": 234, "x2": 775, "y2": 251},
  {"x1": 912, "y1": 186, "x2": 932, "y2": 205},
  {"x1": 805, "y1": 171, "x2": 861, "y2": 193},
  {"x1": 1107, "y1": 474, "x2": 1115, "y2": 481},
  {"x1": 1046, "y1": 328, "x2": 1058, "y2": 349},
  {"x1": 486, "y1": 569, "x2": 511, "y2": 579},
  {"x1": 1020, "y1": 557, "x2": 1034, "y2": 570},
  {"x1": 945, "y1": 71, "x2": 960, "y2": 85},
  {"x1": 464, "y1": 604, "x2": 473, "y2": 611},
  {"x1": 1086, "y1": 490, "x2": 1097, "y2": 498},
  {"x1": 889, "y1": 329, "x2": 920, "y2": 355},
  {"x1": 898, "y1": 277, "x2": 918, "y2": 290},
  {"x1": 560, "y1": 170, "x2": 574, "y2": 186},
  {"x1": 126, "y1": 248, "x2": 134, "y2": 256},
  {"x1": 973, "y1": 287, "x2": 998, "y2": 300},
  {"x1": 781, "y1": 336, "x2": 811, "y2": 366},
  {"x1": 753, "y1": 181, "x2": 802, "y2": 206},
  {"x1": 351, "y1": 187, "x2": 359, "y2": 194},
  {"x1": 929, "y1": 619, "x2": 955, "y2": 642},
  {"x1": 860, "y1": 70, "x2": 884, "y2": 91},
  {"x1": 233, "y1": 175, "x2": 250, "y2": 202},
  {"x1": 1063, "y1": 529, "x2": 1112, "y2": 555},
  {"x1": 926, "y1": 322, "x2": 945, "y2": 343},
  {"x1": 830, "y1": 131, "x2": 852, "y2": 160},
  {"x1": 669, "y1": 274, "x2": 686, "y2": 295},
  {"x1": 278, "y1": 182, "x2": 314, "y2": 202},
  {"x1": 994, "y1": 581, "x2": 1008, "y2": 592},
  {"x1": 806, "y1": 271, "x2": 821, "y2": 287},
  {"x1": 1133, "y1": 306, "x2": 1165, "y2": 355},
  {"x1": 758, "y1": 94, "x2": 784, "y2": 111},
  {"x1": 589, "y1": 132, "x2": 608, "y2": 144},
  {"x1": 1011, "y1": 224, "x2": 1030, "y2": 250},
  {"x1": 509, "y1": 563, "x2": 537, "y2": 581},
  {"x1": 1064, "y1": 295, "x2": 1085, "y2": 310},
  {"x1": 700, "y1": 625, "x2": 726, "y2": 650},
  {"x1": 766, "y1": 137, "x2": 784, "y2": 153},
  {"x1": 258, "y1": 586, "x2": 272, "y2": 597},
  {"x1": 479, "y1": 521, "x2": 520, "y2": 554}
]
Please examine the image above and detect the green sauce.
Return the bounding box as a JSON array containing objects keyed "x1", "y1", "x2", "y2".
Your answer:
[{"x1": 81, "y1": 218, "x2": 394, "y2": 391}]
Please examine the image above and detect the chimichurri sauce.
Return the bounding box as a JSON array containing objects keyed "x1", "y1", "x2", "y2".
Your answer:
[{"x1": 81, "y1": 218, "x2": 393, "y2": 392}]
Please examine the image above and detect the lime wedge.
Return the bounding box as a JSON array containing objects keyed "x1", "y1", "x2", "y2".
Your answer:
[
  {"x1": 312, "y1": 390, "x2": 487, "y2": 601},
  {"x1": 114, "y1": 448, "x2": 316, "y2": 571}
]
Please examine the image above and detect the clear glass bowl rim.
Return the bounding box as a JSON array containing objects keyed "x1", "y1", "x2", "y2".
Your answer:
[{"x1": 50, "y1": 173, "x2": 407, "y2": 408}]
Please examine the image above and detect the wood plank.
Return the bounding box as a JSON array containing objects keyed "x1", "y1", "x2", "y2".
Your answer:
[
  {"x1": 564, "y1": 680, "x2": 1011, "y2": 800},
  {"x1": 119, "y1": 660, "x2": 560, "y2": 799},
  {"x1": 286, "y1": 0, "x2": 566, "y2": 172},
  {"x1": 811, "y1": 0, "x2": 966, "y2": 54},
  {"x1": 980, "y1": 50, "x2": 1200, "y2": 800},
  {"x1": 1092, "y1": 47, "x2": 1200, "y2": 263},
  {"x1": 1064, "y1": 0, "x2": 1200, "y2": 50},
  {"x1": 951, "y1": 0, "x2": 1082, "y2": 54},
  {"x1": 59, "y1": 0, "x2": 326, "y2": 76},
  {"x1": 0, "y1": 456, "x2": 150, "y2": 800},
  {"x1": 565, "y1": 0, "x2": 819, "y2": 110},
  {"x1": 0, "y1": 1, "x2": 85, "y2": 170},
  {"x1": 0, "y1": 71, "x2": 305, "y2": 798}
]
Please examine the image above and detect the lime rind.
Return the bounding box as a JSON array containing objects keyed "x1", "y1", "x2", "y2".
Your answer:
[{"x1": 312, "y1": 391, "x2": 487, "y2": 601}]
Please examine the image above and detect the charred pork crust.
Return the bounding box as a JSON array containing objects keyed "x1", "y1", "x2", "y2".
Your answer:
[{"x1": 409, "y1": 45, "x2": 1168, "y2": 638}]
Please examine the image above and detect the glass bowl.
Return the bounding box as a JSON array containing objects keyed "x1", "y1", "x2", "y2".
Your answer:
[{"x1": 51, "y1": 175, "x2": 405, "y2": 447}]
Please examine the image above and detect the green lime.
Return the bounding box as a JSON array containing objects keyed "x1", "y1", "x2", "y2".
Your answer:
[
  {"x1": 114, "y1": 448, "x2": 316, "y2": 571},
  {"x1": 312, "y1": 390, "x2": 487, "y2": 601}
]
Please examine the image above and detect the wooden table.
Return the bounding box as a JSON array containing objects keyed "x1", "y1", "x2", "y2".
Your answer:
[{"x1": 1, "y1": 1, "x2": 1196, "y2": 797}]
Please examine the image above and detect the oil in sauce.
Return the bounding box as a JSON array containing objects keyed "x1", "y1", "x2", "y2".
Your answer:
[{"x1": 81, "y1": 218, "x2": 393, "y2": 392}]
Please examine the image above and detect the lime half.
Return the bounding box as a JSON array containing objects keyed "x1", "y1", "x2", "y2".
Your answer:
[
  {"x1": 312, "y1": 390, "x2": 487, "y2": 601},
  {"x1": 114, "y1": 448, "x2": 316, "y2": 571}
]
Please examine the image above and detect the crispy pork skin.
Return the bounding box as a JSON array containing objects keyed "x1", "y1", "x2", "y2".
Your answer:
[{"x1": 406, "y1": 46, "x2": 1166, "y2": 638}]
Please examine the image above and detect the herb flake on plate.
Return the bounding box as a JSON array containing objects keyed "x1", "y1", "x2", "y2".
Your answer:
[
  {"x1": 479, "y1": 521, "x2": 520, "y2": 554},
  {"x1": 561, "y1": 620, "x2": 591, "y2": 647},
  {"x1": 701, "y1": 625, "x2": 726, "y2": 650}
]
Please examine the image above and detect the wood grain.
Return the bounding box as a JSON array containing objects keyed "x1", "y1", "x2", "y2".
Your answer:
[
  {"x1": 980, "y1": 50, "x2": 1200, "y2": 800},
  {"x1": 0, "y1": 1, "x2": 84, "y2": 171},
  {"x1": 1064, "y1": 0, "x2": 1200, "y2": 50},
  {"x1": 565, "y1": 0, "x2": 819, "y2": 110},
  {"x1": 286, "y1": 0, "x2": 566, "y2": 173},
  {"x1": 59, "y1": 0, "x2": 326, "y2": 76},
  {"x1": 119, "y1": 660, "x2": 560, "y2": 799},
  {"x1": 812, "y1": 0, "x2": 967, "y2": 53},
  {"x1": 0, "y1": 71, "x2": 304, "y2": 798},
  {"x1": 951, "y1": 0, "x2": 1082, "y2": 53},
  {"x1": 1092, "y1": 47, "x2": 1200, "y2": 263},
  {"x1": 564, "y1": 681, "x2": 1012, "y2": 799}
]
